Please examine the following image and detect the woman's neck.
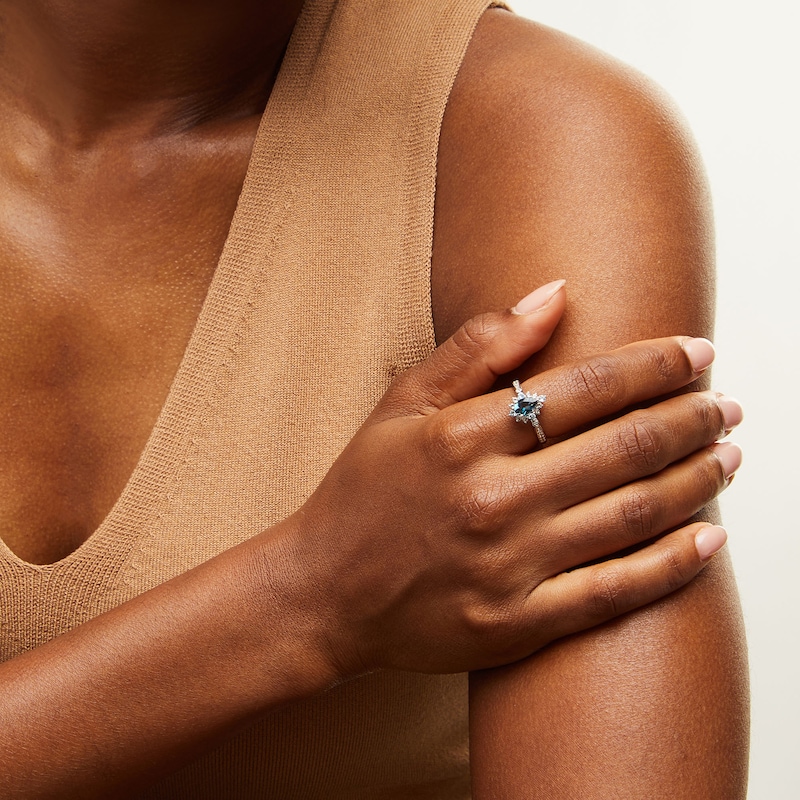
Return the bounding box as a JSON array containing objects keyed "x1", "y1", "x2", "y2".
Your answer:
[{"x1": 0, "y1": 0, "x2": 305, "y2": 144}]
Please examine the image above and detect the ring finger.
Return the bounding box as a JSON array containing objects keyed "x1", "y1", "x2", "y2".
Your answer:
[{"x1": 467, "y1": 336, "x2": 717, "y2": 456}]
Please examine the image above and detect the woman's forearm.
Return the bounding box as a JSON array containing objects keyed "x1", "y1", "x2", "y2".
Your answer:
[{"x1": 0, "y1": 518, "x2": 337, "y2": 799}]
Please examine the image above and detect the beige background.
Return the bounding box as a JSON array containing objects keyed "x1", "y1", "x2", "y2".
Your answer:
[{"x1": 510, "y1": 2, "x2": 800, "y2": 797}]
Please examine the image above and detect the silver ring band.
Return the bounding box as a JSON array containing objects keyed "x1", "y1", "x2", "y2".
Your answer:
[{"x1": 509, "y1": 380, "x2": 547, "y2": 444}]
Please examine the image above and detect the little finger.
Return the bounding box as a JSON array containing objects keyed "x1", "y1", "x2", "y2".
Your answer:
[{"x1": 520, "y1": 522, "x2": 728, "y2": 650}]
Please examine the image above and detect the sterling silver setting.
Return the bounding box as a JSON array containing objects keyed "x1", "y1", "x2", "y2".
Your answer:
[{"x1": 509, "y1": 380, "x2": 547, "y2": 444}]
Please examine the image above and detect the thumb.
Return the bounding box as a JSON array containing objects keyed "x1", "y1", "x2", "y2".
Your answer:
[{"x1": 384, "y1": 280, "x2": 566, "y2": 417}]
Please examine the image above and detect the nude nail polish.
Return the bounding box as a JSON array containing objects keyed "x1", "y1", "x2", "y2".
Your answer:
[
  {"x1": 512, "y1": 280, "x2": 566, "y2": 315},
  {"x1": 712, "y1": 441, "x2": 743, "y2": 479},
  {"x1": 683, "y1": 338, "x2": 716, "y2": 373},
  {"x1": 695, "y1": 525, "x2": 728, "y2": 561},
  {"x1": 717, "y1": 395, "x2": 744, "y2": 432}
]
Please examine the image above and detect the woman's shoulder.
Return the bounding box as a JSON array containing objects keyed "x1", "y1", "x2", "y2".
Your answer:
[
  {"x1": 456, "y1": 9, "x2": 689, "y2": 132},
  {"x1": 431, "y1": 8, "x2": 712, "y2": 349}
]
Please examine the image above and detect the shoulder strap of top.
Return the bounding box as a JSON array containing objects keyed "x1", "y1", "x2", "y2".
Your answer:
[{"x1": 239, "y1": 0, "x2": 513, "y2": 372}]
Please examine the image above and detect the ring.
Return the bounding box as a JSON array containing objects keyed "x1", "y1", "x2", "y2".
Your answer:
[{"x1": 509, "y1": 380, "x2": 547, "y2": 444}]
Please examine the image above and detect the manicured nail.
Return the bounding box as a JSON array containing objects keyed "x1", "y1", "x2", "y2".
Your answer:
[
  {"x1": 712, "y1": 441, "x2": 743, "y2": 480},
  {"x1": 695, "y1": 525, "x2": 728, "y2": 561},
  {"x1": 683, "y1": 337, "x2": 715, "y2": 373},
  {"x1": 717, "y1": 395, "x2": 744, "y2": 432},
  {"x1": 512, "y1": 280, "x2": 566, "y2": 315}
]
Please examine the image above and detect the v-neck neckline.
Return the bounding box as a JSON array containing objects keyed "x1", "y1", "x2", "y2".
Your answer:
[{"x1": 0, "y1": 0, "x2": 321, "y2": 573}]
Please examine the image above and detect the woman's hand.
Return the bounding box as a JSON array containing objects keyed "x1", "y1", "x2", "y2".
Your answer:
[
  {"x1": 293, "y1": 281, "x2": 741, "y2": 678},
  {"x1": 0, "y1": 284, "x2": 740, "y2": 797}
]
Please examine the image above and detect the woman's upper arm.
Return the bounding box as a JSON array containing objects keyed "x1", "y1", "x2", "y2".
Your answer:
[{"x1": 432, "y1": 11, "x2": 748, "y2": 798}]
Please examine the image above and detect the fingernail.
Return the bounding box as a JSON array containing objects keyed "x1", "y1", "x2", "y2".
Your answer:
[
  {"x1": 695, "y1": 525, "x2": 728, "y2": 561},
  {"x1": 683, "y1": 337, "x2": 715, "y2": 373},
  {"x1": 712, "y1": 441, "x2": 743, "y2": 480},
  {"x1": 717, "y1": 395, "x2": 744, "y2": 432},
  {"x1": 512, "y1": 280, "x2": 566, "y2": 315}
]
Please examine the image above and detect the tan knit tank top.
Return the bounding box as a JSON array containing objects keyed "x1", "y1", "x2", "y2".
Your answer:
[{"x1": 0, "y1": 0, "x2": 509, "y2": 796}]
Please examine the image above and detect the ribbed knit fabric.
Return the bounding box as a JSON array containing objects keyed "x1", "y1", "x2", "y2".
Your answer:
[{"x1": 0, "y1": 0, "x2": 510, "y2": 796}]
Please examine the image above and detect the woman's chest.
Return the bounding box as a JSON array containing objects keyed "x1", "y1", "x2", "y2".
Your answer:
[{"x1": 0, "y1": 136, "x2": 251, "y2": 565}]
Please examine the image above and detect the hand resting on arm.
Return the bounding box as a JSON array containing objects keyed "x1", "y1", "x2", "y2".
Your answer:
[
  {"x1": 428, "y1": 11, "x2": 750, "y2": 798},
  {"x1": 0, "y1": 286, "x2": 737, "y2": 797}
]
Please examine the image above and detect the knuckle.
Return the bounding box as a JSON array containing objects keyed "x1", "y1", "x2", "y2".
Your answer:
[
  {"x1": 380, "y1": 365, "x2": 428, "y2": 416},
  {"x1": 616, "y1": 413, "x2": 664, "y2": 472},
  {"x1": 461, "y1": 597, "x2": 523, "y2": 656},
  {"x1": 618, "y1": 486, "x2": 657, "y2": 542},
  {"x1": 451, "y1": 313, "x2": 498, "y2": 362},
  {"x1": 460, "y1": 602, "x2": 494, "y2": 638},
  {"x1": 656, "y1": 544, "x2": 690, "y2": 593},
  {"x1": 384, "y1": 368, "x2": 415, "y2": 403},
  {"x1": 589, "y1": 567, "x2": 626, "y2": 618},
  {"x1": 642, "y1": 341, "x2": 681, "y2": 383},
  {"x1": 421, "y1": 411, "x2": 483, "y2": 468},
  {"x1": 458, "y1": 481, "x2": 508, "y2": 536},
  {"x1": 462, "y1": 599, "x2": 505, "y2": 636},
  {"x1": 570, "y1": 356, "x2": 624, "y2": 405}
]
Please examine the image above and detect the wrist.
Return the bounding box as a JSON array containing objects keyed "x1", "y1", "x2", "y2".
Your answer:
[{"x1": 243, "y1": 512, "x2": 351, "y2": 706}]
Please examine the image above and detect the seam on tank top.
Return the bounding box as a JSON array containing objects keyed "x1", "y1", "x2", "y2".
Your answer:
[{"x1": 113, "y1": 0, "x2": 342, "y2": 596}]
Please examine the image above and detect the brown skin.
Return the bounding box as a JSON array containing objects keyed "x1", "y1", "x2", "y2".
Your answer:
[
  {"x1": 0, "y1": 2, "x2": 747, "y2": 798},
  {"x1": 432, "y1": 12, "x2": 748, "y2": 799},
  {"x1": 0, "y1": 0, "x2": 305, "y2": 565}
]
